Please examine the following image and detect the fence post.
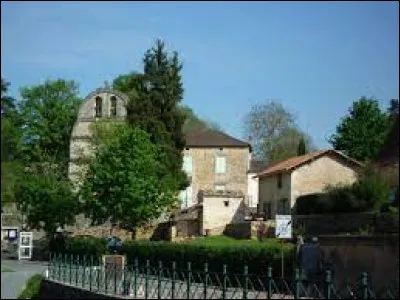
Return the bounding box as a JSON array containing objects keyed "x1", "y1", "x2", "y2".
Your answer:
[
  {"x1": 97, "y1": 256, "x2": 100, "y2": 292},
  {"x1": 187, "y1": 262, "x2": 192, "y2": 299},
  {"x1": 89, "y1": 256, "x2": 93, "y2": 292},
  {"x1": 123, "y1": 262, "x2": 129, "y2": 296},
  {"x1": 83, "y1": 255, "x2": 87, "y2": 288},
  {"x1": 361, "y1": 272, "x2": 368, "y2": 299},
  {"x1": 69, "y1": 254, "x2": 72, "y2": 284},
  {"x1": 295, "y1": 268, "x2": 300, "y2": 299},
  {"x1": 267, "y1": 266, "x2": 272, "y2": 300},
  {"x1": 133, "y1": 259, "x2": 138, "y2": 298},
  {"x1": 75, "y1": 254, "x2": 79, "y2": 286},
  {"x1": 243, "y1": 265, "x2": 248, "y2": 300},
  {"x1": 114, "y1": 258, "x2": 118, "y2": 295},
  {"x1": 63, "y1": 253, "x2": 67, "y2": 283},
  {"x1": 145, "y1": 260, "x2": 150, "y2": 299},
  {"x1": 204, "y1": 262, "x2": 208, "y2": 299},
  {"x1": 105, "y1": 256, "x2": 108, "y2": 295},
  {"x1": 325, "y1": 270, "x2": 332, "y2": 299},
  {"x1": 222, "y1": 264, "x2": 227, "y2": 300},
  {"x1": 172, "y1": 261, "x2": 176, "y2": 299},
  {"x1": 158, "y1": 261, "x2": 162, "y2": 299}
]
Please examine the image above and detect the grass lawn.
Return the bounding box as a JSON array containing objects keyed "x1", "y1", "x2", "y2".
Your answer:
[{"x1": 1, "y1": 266, "x2": 14, "y2": 272}]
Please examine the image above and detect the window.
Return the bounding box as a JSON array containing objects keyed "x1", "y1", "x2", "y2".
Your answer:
[
  {"x1": 215, "y1": 156, "x2": 227, "y2": 174},
  {"x1": 215, "y1": 184, "x2": 225, "y2": 191},
  {"x1": 277, "y1": 173, "x2": 282, "y2": 189},
  {"x1": 278, "y1": 198, "x2": 290, "y2": 215},
  {"x1": 183, "y1": 155, "x2": 193, "y2": 174},
  {"x1": 95, "y1": 96, "x2": 102, "y2": 117},
  {"x1": 179, "y1": 186, "x2": 193, "y2": 209},
  {"x1": 110, "y1": 96, "x2": 117, "y2": 117}
]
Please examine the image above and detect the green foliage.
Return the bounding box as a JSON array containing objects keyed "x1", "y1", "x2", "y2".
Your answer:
[
  {"x1": 243, "y1": 100, "x2": 314, "y2": 162},
  {"x1": 297, "y1": 137, "x2": 307, "y2": 156},
  {"x1": 120, "y1": 39, "x2": 189, "y2": 191},
  {"x1": 60, "y1": 236, "x2": 107, "y2": 258},
  {"x1": 1, "y1": 161, "x2": 23, "y2": 208},
  {"x1": 80, "y1": 124, "x2": 178, "y2": 233},
  {"x1": 14, "y1": 172, "x2": 78, "y2": 237},
  {"x1": 119, "y1": 238, "x2": 295, "y2": 277},
  {"x1": 17, "y1": 274, "x2": 43, "y2": 299},
  {"x1": 18, "y1": 79, "x2": 81, "y2": 178},
  {"x1": 329, "y1": 97, "x2": 390, "y2": 161},
  {"x1": 295, "y1": 166, "x2": 392, "y2": 214}
]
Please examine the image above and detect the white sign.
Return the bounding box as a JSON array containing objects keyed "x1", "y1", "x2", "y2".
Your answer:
[
  {"x1": 275, "y1": 215, "x2": 292, "y2": 239},
  {"x1": 18, "y1": 231, "x2": 33, "y2": 260}
]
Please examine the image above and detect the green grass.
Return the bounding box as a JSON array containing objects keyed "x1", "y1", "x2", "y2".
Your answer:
[
  {"x1": 17, "y1": 274, "x2": 44, "y2": 299},
  {"x1": 1, "y1": 266, "x2": 14, "y2": 272}
]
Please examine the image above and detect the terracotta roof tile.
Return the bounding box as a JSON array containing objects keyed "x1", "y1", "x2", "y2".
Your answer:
[{"x1": 256, "y1": 149, "x2": 362, "y2": 179}]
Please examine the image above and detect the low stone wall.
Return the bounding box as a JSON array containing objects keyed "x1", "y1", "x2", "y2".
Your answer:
[
  {"x1": 39, "y1": 280, "x2": 123, "y2": 299},
  {"x1": 223, "y1": 220, "x2": 276, "y2": 240},
  {"x1": 293, "y1": 212, "x2": 399, "y2": 235},
  {"x1": 318, "y1": 234, "x2": 399, "y2": 292}
]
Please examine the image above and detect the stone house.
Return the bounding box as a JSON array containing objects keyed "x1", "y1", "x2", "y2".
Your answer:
[
  {"x1": 255, "y1": 149, "x2": 363, "y2": 218},
  {"x1": 180, "y1": 128, "x2": 251, "y2": 209},
  {"x1": 68, "y1": 87, "x2": 252, "y2": 238}
]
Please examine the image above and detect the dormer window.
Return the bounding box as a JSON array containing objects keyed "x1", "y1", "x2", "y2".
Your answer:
[
  {"x1": 110, "y1": 96, "x2": 117, "y2": 117},
  {"x1": 95, "y1": 96, "x2": 102, "y2": 117}
]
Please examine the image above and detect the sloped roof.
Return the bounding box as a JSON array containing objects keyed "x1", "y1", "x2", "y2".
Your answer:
[
  {"x1": 255, "y1": 149, "x2": 362, "y2": 179},
  {"x1": 184, "y1": 128, "x2": 251, "y2": 149}
]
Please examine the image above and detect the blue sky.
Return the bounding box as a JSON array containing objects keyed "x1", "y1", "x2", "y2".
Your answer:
[{"x1": 1, "y1": 1, "x2": 399, "y2": 148}]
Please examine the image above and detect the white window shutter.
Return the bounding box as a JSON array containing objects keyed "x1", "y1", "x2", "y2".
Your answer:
[
  {"x1": 183, "y1": 156, "x2": 193, "y2": 174},
  {"x1": 215, "y1": 156, "x2": 226, "y2": 174}
]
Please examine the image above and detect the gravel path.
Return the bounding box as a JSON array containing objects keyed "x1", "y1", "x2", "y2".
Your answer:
[{"x1": 1, "y1": 259, "x2": 48, "y2": 299}]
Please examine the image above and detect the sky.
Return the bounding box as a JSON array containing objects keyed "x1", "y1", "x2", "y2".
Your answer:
[{"x1": 1, "y1": 1, "x2": 399, "y2": 148}]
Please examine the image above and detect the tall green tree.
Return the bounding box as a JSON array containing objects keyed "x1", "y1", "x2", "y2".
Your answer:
[
  {"x1": 80, "y1": 123, "x2": 177, "y2": 238},
  {"x1": 1, "y1": 78, "x2": 24, "y2": 210},
  {"x1": 18, "y1": 79, "x2": 81, "y2": 177},
  {"x1": 329, "y1": 97, "x2": 390, "y2": 161},
  {"x1": 297, "y1": 137, "x2": 307, "y2": 156},
  {"x1": 122, "y1": 39, "x2": 188, "y2": 191}
]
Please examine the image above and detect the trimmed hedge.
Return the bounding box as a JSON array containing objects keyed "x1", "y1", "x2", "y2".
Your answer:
[
  {"x1": 49, "y1": 235, "x2": 107, "y2": 259},
  {"x1": 119, "y1": 239, "x2": 295, "y2": 277},
  {"x1": 52, "y1": 236, "x2": 296, "y2": 277}
]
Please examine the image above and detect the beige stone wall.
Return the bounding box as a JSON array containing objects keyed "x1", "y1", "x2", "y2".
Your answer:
[
  {"x1": 258, "y1": 173, "x2": 291, "y2": 216},
  {"x1": 183, "y1": 147, "x2": 249, "y2": 205},
  {"x1": 77, "y1": 91, "x2": 127, "y2": 120},
  {"x1": 200, "y1": 195, "x2": 246, "y2": 235},
  {"x1": 291, "y1": 155, "x2": 359, "y2": 206}
]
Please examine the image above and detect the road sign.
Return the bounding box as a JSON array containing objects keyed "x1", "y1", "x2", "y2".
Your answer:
[{"x1": 275, "y1": 215, "x2": 292, "y2": 239}]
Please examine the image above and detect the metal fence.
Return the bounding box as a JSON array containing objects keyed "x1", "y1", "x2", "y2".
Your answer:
[{"x1": 47, "y1": 253, "x2": 399, "y2": 299}]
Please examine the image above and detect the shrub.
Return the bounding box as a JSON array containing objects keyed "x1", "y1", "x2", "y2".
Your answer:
[
  {"x1": 50, "y1": 236, "x2": 107, "y2": 260},
  {"x1": 18, "y1": 274, "x2": 43, "y2": 299},
  {"x1": 119, "y1": 239, "x2": 295, "y2": 278}
]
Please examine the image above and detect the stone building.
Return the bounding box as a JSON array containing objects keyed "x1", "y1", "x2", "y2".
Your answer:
[{"x1": 255, "y1": 149, "x2": 363, "y2": 218}]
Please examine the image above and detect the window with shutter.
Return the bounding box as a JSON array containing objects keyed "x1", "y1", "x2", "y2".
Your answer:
[{"x1": 215, "y1": 156, "x2": 226, "y2": 174}]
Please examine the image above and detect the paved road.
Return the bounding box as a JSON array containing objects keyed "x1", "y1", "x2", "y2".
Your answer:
[{"x1": 1, "y1": 259, "x2": 48, "y2": 299}]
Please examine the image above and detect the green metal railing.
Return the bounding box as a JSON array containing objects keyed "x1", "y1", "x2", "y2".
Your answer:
[{"x1": 47, "y1": 253, "x2": 399, "y2": 299}]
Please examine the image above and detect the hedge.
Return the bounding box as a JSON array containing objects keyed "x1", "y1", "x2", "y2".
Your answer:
[
  {"x1": 119, "y1": 239, "x2": 295, "y2": 277},
  {"x1": 51, "y1": 236, "x2": 296, "y2": 278}
]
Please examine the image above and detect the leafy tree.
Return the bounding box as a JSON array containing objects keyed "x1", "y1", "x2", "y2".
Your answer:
[
  {"x1": 80, "y1": 123, "x2": 177, "y2": 238},
  {"x1": 122, "y1": 39, "x2": 188, "y2": 191},
  {"x1": 1, "y1": 78, "x2": 22, "y2": 161},
  {"x1": 297, "y1": 137, "x2": 307, "y2": 156},
  {"x1": 243, "y1": 100, "x2": 314, "y2": 162},
  {"x1": 18, "y1": 79, "x2": 81, "y2": 177},
  {"x1": 329, "y1": 97, "x2": 389, "y2": 162},
  {"x1": 14, "y1": 171, "x2": 77, "y2": 237}
]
